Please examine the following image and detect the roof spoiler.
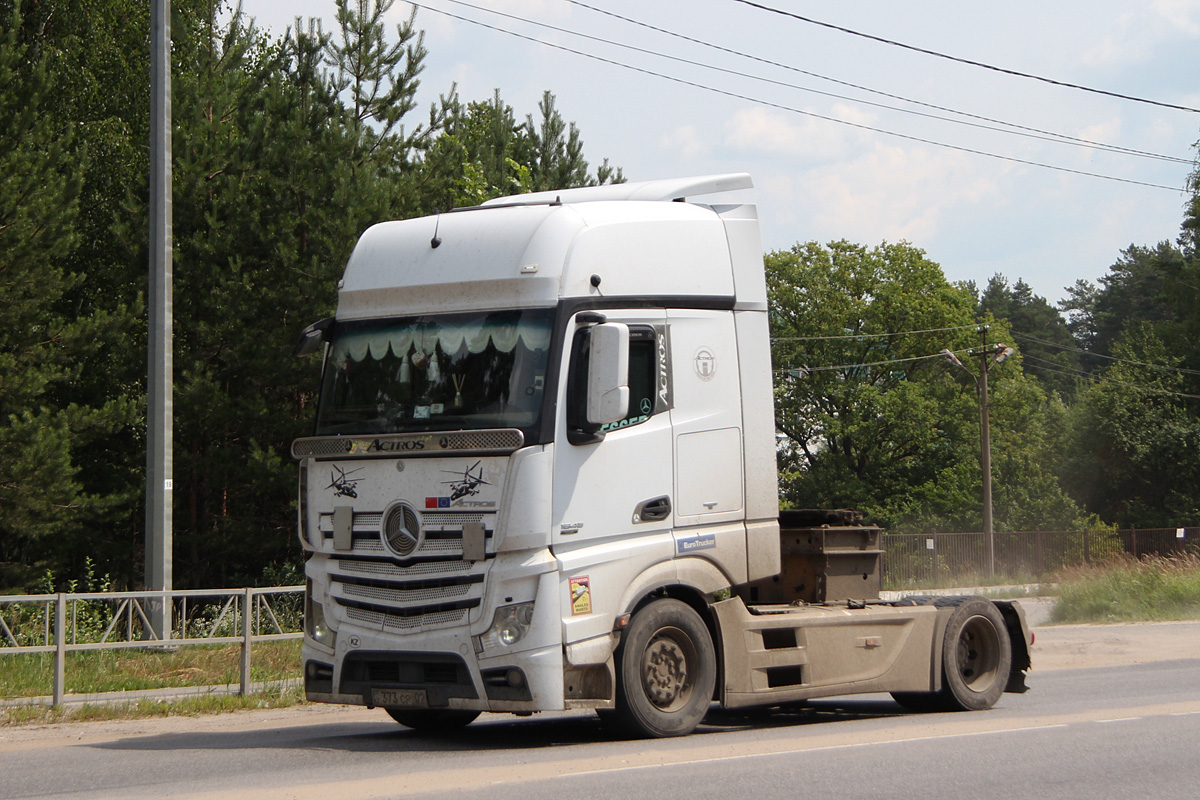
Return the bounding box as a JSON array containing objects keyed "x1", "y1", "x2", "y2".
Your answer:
[{"x1": 481, "y1": 173, "x2": 753, "y2": 208}]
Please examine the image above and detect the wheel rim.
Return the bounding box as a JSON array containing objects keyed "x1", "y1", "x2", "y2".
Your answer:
[
  {"x1": 641, "y1": 626, "x2": 697, "y2": 711},
  {"x1": 955, "y1": 614, "x2": 1002, "y2": 691}
]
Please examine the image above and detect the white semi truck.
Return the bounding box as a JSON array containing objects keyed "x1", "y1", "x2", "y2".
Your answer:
[{"x1": 293, "y1": 174, "x2": 1031, "y2": 738}]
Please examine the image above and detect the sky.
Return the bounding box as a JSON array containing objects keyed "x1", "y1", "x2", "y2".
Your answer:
[{"x1": 233, "y1": 0, "x2": 1200, "y2": 305}]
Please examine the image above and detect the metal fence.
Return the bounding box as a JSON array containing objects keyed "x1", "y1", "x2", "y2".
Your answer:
[
  {"x1": 0, "y1": 586, "x2": 303, "y2": 706},
  {"x1": 883, "y1": 527, "x2": 1200, "y2": 589},
  {"x1": 3, "y1": 528, "x2": 1197, "y2": 706}
]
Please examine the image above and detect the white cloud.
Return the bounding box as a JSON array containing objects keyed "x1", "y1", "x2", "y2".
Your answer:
[
  {"x1": 660, "y1": 126, "x2": 711, "y2": 160},
  {"x1": 1153, "y1": 0, "x2": 1200, "y2": 34},
  {"x1": 789, "y1": 143, "x2": 1001, "y2": 246},
  {"x1": 1081, "y1": 1, "x2": 1200, "y2": 66},
  {"x1": 723, "y1": 105, "x2": 874, "y2": 162}
]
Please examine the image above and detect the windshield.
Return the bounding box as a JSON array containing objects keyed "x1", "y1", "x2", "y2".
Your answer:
[{"x1": 314, "y1": 309, "x2": 554, "y2": 437}]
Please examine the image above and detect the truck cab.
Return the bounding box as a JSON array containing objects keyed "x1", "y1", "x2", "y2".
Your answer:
[{"x1": 294, "y1": 175, "x2": 1030, "y2": 738}]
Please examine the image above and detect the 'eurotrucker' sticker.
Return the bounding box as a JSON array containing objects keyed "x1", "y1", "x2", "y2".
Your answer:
[
  {"x1": 677, "y1": 534, "x2": 717, "y2": 554},
  {"x1": 570, "y1": 576, "x2": 592, "y2": 615}
]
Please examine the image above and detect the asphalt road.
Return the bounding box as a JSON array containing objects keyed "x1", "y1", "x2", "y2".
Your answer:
[{"x1": 2, "y1": 653, "x2": 1198, "y2": 800}]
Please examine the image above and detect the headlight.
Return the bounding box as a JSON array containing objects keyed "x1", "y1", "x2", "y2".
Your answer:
[
  {"x1": 306, "y1": 584, "x2": 337, "y2": 650},
  {"x1": 477, "y1": 603, "x2": 535, "y2": 652}
]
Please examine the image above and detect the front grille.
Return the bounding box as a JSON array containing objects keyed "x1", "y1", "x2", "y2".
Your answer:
[
  {"x1": 340, "y1": 582, "x2": 475, "y2": 604},
  {"x1": 327, "y1": 507, "x2": 493, "y2": 634},
  {"x1": 337, "y1": 559, "x2": 472, "y2": 578},
  {"x1": 345, "y1": 605, "x2": 471, "y2": 630}
]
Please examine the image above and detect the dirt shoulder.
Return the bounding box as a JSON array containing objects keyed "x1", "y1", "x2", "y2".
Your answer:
[
  {"x1": 1031, "y1": 619, "x2": 1200, "y2": 671},
  {"x1": 1011, "y1": 596, "x2": 1200, "y2": 671}
]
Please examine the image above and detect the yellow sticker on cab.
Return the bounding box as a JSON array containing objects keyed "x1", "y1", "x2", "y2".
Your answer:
[{"x1": 570, "y1": 576, "x2": 591, "y2": 615}]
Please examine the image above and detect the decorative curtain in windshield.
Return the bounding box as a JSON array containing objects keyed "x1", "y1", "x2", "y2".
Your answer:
[{"x1": 315, "y1": 310, "x2": 554, "y2": 437}]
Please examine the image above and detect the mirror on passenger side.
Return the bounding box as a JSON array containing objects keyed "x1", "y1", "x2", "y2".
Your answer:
[{"x1": 587, "y1": 322, "x2": 630, "y2": 425}]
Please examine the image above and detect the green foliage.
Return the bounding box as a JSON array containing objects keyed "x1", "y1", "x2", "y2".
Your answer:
[
  {"x1": 0, "y1": 6, "x2": 142, "y2": 588},
  {"x1": 410, "y1": 87, "x2": 623, "y2": 212},
  {"x1": 1052, "y1": 553, "x2": 1200, "y2": 623},
  {"x1": 1061, "y1": 243, "x2": 1186, "y2": 364},
  {"x1": 1061, "y1": 325, "x2": 1200, "y2": 526},
  {"x1": 767, "y1": 240, "x2": 1095, "y2": 533},
  {"x1": 768, "y1": 241, "x2": 977, "y2": 516},
  {"x1": 976, "y1": 275, "x2": 1079, "y2": 397},
  {"x1": 1052, "y1": 158, "x2": 1200, "y2": 525},
  {"x1": 0, "y1": 0, "x2": 620, "y2": 591},
  {"x1": 0, "y1": 640, "x2": 301, "y2": 700}
]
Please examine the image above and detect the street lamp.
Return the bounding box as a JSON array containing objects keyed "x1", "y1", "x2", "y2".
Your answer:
[{"x1": 941, "y1": 330, "x2": 1015, "y2": 577}]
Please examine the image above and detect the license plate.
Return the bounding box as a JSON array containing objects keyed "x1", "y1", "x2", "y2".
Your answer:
[{"x1": 372, "y1": 688, "x2": 428, "y2": 708}]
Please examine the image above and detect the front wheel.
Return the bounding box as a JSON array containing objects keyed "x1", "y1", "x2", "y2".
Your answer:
[
  {"x1": 384, "y1": 708, "x2": 480, "y2": 732},
  {"x1": 613, "y1": 599, "x2": 716, "y2": 738}
]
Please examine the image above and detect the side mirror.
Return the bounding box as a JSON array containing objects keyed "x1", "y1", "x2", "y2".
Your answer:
[
  {"x1": 295, "y1": 318, "x2": 334, "y2": 357},
  {"x1": 587, "y1": 323, "x2": 630, "y2": 425}
]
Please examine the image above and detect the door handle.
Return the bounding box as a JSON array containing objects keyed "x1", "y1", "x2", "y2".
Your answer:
[{"x1": 634, "y1": 495, "x2": 672, "y2": 523}]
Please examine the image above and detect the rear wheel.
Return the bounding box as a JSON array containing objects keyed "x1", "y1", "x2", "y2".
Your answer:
[
  {"x1": 892, "y1": 597, "x2": 1011, "y2": 712},
  {"x1": 940, "y1": 598, "x2": 1010, "y2": 710},
  {"x1": 384, "y1": 708, "x2": 480, "y2": 732},
  {"x1": 613, "y1": 599, "x2": 716, "y2": 738}
]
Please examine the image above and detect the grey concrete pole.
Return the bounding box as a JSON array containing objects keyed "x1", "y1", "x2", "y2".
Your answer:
[{"x1": 146, "y1": 0, "x2": 173, "y2": 640}]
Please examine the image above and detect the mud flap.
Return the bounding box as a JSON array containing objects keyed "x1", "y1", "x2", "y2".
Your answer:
[{"x1": 994, "y1": 600, "x2": 1033, "y2": 693}]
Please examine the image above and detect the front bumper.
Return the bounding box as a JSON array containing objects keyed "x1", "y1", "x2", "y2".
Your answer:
[{"x1": 303, "y1": 618, "x2": 566, "y2": 713}]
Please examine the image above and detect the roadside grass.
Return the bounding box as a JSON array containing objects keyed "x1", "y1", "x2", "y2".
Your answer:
[
  {"x1": 1, "y1": 684, "x2": 305, "y2": 726},
  {"x1": 0, "y1": 640, "x2": 302, "y2": 698},
  {"x1": 1050, "y1": 553, "x2": 1200, "y2": 623}
]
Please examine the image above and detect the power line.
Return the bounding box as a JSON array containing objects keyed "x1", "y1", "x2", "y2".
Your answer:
[
  {"x1": 1022, "y1": 353, "x2": 1200, "y2": 399},
  {"x1": 1010, "y1": 331, "x2": 1200, "y2": 376},
  {"x1": 411, "y1": 2, "x2": 1184, "y2": 192},
  {"x1": 777, "y1": 347, "x2": 1200, "y2": 400},
  {"x1": 772, "y1": 324, "x2": 981, "y2": 342},
  {"x1": 562, "y1": 0, "x2": 1190, "y2": 165},
  {"x1": 732, "y1": 0, "x2": 1200, "y2": 115},
  {"x1": 776, "y1": 352, "x2": 946, "y2": 374}
]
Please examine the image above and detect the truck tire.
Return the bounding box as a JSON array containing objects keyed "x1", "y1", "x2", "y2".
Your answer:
[
  {"x1": 893, "y1": 597, "x2": 1011, "y2": 712},
  {"x1": 613, "y1": 599, "x2": 716, "y2": 738},
  {"x1": 384, "y1": 708, "x2": 481, "y2": 732},
  {"x1": 940, "y1": 597, "x2": 1011, "y2": 710}
]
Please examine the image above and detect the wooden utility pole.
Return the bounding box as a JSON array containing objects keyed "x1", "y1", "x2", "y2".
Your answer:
[{"x1": 942, "y1": 329, "x2": 1014, "y2": 578}]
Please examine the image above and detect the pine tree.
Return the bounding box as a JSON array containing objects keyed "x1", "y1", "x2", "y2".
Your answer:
[{"x1": 0, "y1": 10, "x2": 87, "y2": 585}]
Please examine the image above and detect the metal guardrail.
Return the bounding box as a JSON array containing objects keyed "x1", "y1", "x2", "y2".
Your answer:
[
  {"x1": 882, "y1": 527, "x2": 1199, "y2": 589},
  {"x1": 3, "y1": 527, "x2": 1196, "y2": 707},
  {"x1": 0, "y1": 586, "x2": 304, "y2": 706}
]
